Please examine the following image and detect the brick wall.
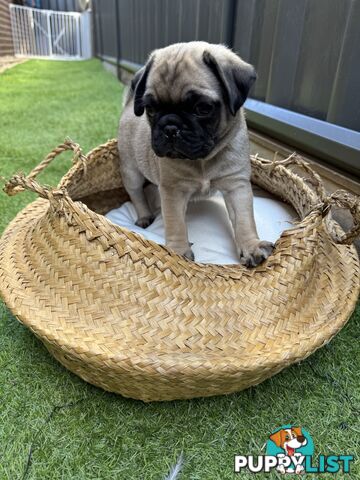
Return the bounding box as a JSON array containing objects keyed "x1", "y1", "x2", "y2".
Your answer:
[{"x1": 0, "y1": 0, "x2": 14, "y2": 56}]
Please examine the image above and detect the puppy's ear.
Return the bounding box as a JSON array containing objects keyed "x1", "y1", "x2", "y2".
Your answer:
[
  {"x1": 133, "y1": 56, "x2": 154, "y2": 116},
  {"x1": 203, "y1": 50, "x2": 256, "y2": 116},
  {"x1": 269, "y1": 429, "x2": 284, "y2": 448}
]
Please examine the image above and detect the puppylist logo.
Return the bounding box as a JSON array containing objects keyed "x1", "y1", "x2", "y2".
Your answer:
[{"x1": 234, "y1": 424, "x2": 354, "y2": 475}]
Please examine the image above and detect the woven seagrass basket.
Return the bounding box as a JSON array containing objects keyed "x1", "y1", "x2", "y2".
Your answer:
[{"x1": 1, "y1": 139, "x2": 359, "y2": 401}]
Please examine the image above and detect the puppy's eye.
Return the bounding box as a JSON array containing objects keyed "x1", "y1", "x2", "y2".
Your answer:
[
  {"x1": 194, "y1": 102, "x2": 214, "y2": 117},
  {"x1": 146, "y1": 105, "x2": 156, "y2": 117}
]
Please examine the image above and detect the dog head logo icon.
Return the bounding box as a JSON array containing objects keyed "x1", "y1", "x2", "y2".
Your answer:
[
  {"x1": 270, "y1": 426, "x2": 307, "y2": 457},
  {"x1": 266, "y1": 425, "x2": 314, "y2": 474}
]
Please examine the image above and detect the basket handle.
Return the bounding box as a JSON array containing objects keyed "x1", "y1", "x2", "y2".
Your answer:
[
  {"x1": 253, "y1": 151, "x2": 327, "y2": 201},
  {"x1": 3, "y1": 138, "x2": 87, "y2": 199},
  {"x1": 254, "y1": 152, "x2": 360, "y2": 245}
]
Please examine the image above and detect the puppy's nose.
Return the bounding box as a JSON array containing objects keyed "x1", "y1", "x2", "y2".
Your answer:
[
  {"x1": 163, "y1": 125, "x2": 180, "y2": 139},
  {"x1": 297, "y1": 435, "x2": 306, "y2": 443}
]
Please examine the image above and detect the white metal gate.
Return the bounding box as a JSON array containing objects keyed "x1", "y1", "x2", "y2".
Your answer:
[{"x1": 9, "y1": 4, "x2": 91, "y2": 60}]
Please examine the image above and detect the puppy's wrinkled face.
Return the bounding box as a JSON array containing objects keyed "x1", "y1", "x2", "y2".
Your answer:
[
  {"x1": 143, "y1": 89, "x2": 221, "y2": 160},
  {"x1": 132, "y1": 42, "x2": 257, "y2": 161}
]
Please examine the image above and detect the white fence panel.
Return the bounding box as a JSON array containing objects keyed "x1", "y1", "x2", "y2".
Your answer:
[{"x1": 9, "y1": 4, "x2": 92, "y2": 60}]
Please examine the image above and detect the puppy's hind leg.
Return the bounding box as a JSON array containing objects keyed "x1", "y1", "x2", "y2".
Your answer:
[{"x1": 120, "y1": 163, "x2": 155, "y2": 228}]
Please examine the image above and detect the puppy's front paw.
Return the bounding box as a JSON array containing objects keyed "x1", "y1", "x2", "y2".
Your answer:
[
  {"x1": 168, "y1": 243, "x2": 195, "y2": 261},
  {"x1": 239, "y1": 240, "x2": 274, "y2": 268},
  {"x1": 135, "y1": 215, "x2": 155, "y2": 228}
]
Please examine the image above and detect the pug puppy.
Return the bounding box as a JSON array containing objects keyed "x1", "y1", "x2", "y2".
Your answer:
[{"x1": 118, "y1": 41, "x2": 274, "y2": 266}]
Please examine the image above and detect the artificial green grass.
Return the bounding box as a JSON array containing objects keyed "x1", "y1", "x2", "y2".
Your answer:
[{"x1": 0, "y1": 59, "x2": 359, "y2": 480}]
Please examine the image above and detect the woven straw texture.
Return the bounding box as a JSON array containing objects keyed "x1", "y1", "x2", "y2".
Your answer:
[{"x1": 1, "y1": 139, "x2": 359, "y2": 401}]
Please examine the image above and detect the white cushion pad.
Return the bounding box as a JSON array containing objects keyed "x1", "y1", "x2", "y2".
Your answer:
[{"x1": 105, "y1": 187, "x2": 297, "y2": 265}]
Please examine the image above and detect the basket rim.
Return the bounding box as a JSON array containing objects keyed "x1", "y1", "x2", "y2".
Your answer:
[{"x1": 54, "y1": 139, "x2": 344, "y2": 276}]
